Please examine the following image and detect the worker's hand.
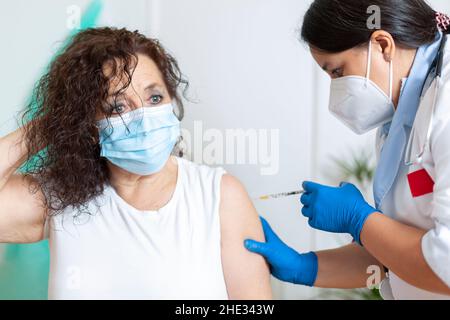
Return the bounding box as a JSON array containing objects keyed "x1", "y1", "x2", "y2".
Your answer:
[
  {"x1": 300, "y1": 181, "x2": 378, "y2": 245},
  {"x1": 244, "y1": 217, "x2": 318, "y2": 286}
]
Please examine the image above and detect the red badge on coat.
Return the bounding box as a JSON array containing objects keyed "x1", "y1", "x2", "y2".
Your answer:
[{"x1": 407, "y1": 169, "x2": 435, "y2": 198}]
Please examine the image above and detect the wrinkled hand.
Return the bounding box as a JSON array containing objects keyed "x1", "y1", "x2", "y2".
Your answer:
[
  {"x1": 300, "y1": 181, "x2": 378, "y2": 244},
  {"x1": 244, "y1": 217, "x2": 318, "y2": 286}
]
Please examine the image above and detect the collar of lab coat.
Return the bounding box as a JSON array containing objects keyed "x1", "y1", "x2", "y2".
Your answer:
[{"x1": 373, "y1": 32, "x2": 443, "y2": 210}]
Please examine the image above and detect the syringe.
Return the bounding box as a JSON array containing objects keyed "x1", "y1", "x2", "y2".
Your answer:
[{"x1": 255, "y1": 190, "x2": 304, "y2": 201}]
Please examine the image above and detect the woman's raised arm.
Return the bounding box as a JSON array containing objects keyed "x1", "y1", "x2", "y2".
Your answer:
[{"x1": 0, "y1": 126, "x2": 48, "y2": 243}]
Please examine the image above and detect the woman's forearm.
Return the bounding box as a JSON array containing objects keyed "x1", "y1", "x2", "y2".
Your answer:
[
  {"x1": 314, "y1": 243, "x2": 385, "y2": 289},
  {"x1": 360, "y1": 212, "x2": 450, "y2": 295}
]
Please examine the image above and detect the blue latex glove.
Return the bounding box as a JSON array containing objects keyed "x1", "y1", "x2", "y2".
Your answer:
[
  {"x1": 300, "y1": 181, "x2": 378, "y2": 245},
  {"x1": 244, "y1": 217, "x2": 318, "y2": 287}
]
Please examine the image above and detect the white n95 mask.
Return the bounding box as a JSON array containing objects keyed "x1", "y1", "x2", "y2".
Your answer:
[{"x1": 328, "y1": 40, "x2": 395, "y2": 135}]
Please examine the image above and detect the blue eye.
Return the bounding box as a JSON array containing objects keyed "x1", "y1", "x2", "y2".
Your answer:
[
  {"x1": 150, "y1": 95, "x2": 163, "y2": 105},
  {"x1": 111, "y1": 104, "x2": 126, "y2": 115}
]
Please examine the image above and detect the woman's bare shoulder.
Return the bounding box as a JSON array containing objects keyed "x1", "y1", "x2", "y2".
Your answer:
[{"x1": 218, "y1": 174, "x2": 273, "y2": 299}]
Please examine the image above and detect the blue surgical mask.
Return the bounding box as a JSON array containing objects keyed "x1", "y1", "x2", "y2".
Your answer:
[{"x1": 97, "y1": 103, "x2": 181, "y2": 175}]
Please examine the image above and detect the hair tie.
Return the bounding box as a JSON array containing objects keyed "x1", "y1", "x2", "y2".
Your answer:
[{"x1": 436, "y1": 12, "x2": 450, "y2": 31}]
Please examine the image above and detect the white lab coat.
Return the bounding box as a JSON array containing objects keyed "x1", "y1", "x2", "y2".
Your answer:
[{"x1": 377, "y1": 35, "x2": 450, "y2": 300}]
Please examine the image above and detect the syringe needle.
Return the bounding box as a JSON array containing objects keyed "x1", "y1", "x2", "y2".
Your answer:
[{"x1": 256, "y1": 190, "x2": 304, "y2": 200}]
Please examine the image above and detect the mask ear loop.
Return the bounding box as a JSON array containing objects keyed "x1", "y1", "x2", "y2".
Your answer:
[
  {"x1": 365, "y1": 40, "x2": 372, "y2": 86},
  {"x1": 388, "y1": 58, "x2": 393, "y2": 101},
  {"x1": 367, "y1": 39, "x2": 394, "y2": 101}
]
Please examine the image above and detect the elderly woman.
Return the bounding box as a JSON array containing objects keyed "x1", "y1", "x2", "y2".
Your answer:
[{"x1": 0, "y1": 27, "x2": 271, "y2": 300}]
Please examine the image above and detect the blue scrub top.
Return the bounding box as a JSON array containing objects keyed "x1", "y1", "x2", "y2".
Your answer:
[{"x1": 373, "y1": 32, "x2": 443, "y2": 210}]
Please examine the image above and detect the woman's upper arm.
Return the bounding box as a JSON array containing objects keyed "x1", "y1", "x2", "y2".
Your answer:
[
  {"x1": 0, "y1": 174, "x2": 48, "y2": 243},
  {"x1": 219, "y1": 174, "x2": 272, "y2": 300}
]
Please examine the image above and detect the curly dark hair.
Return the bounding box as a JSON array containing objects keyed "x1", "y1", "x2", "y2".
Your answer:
[{"x1": 21, "y1": 27, "x2": 188, "y2": 215}]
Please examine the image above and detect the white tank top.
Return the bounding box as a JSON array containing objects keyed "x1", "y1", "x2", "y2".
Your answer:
[{"x1": 46, "y1": 157, "x2": 229, "y2": 300}]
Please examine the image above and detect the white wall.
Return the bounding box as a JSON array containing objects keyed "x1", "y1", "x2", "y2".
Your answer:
[
  {"x1": 432, "y1": 0, "x2": 450, "y2": 13},
  {"x1": 2, "y1": 0, "x2": 450, "y2": 300}
]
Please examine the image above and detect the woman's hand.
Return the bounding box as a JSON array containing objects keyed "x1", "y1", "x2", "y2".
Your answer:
[
  {"x1": 245, "y1": 217, "x2": 318, "y2": 286},
  {"x1": 300, "y1": 181, "x2": 378, "y2": 244}
]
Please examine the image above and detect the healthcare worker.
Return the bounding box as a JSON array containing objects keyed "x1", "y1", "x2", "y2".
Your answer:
[{"x1": 245, "y1": 0, "x2": 450, "y2": 299}]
